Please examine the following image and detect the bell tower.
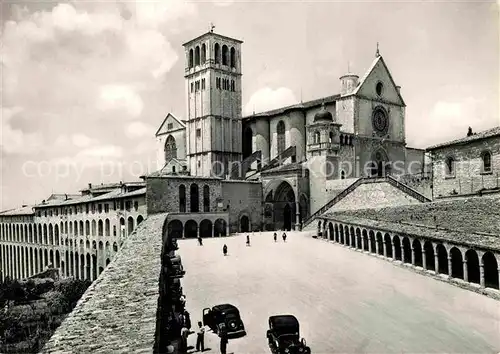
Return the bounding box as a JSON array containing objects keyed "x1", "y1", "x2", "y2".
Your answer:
[{"x1": 183, "y1": 29, "x2": 243, "y2": 177}]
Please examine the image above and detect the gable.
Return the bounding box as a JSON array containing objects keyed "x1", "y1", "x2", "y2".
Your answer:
[
  {"x1": 155, "y1": 113, "x2": 186, "y2": 137},
  {"x1": 354, "y1": 56, "x2": 405, "y2": 106}
]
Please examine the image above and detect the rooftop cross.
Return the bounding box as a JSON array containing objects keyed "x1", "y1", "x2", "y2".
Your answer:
[
  {"x1": 376, "y1": 42, "x2": 380, "y2": 57},
  {"x1": 210, "y1": 22, "x2": 215, "y2": 33}
]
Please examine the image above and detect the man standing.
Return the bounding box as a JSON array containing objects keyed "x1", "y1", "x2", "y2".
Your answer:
[
  {"x1": 198, "y1": 236, "x2": 203, "y2": 246},
  {"x1": 180, "y1": 325, "x2": 189, "y2": 353},
  {"x1": 273, "y1": 232, "x2": 277, "y2": 242},
  {"x1": 196, "y1": 321, "x2": 205, "y2": 352},
  {"x1": 219, "y1": 328, "x2": 228, "y2": 354},
  {"x1": 282, "y1": 232, "x2": 287, "y2": 242},
  {"x1": 223, "y1": 244, "x2": 228, "y2": 256}
]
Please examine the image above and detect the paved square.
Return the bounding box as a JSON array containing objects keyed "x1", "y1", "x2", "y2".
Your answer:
[{"x1": 178, "y1": 232, "x2": 500, "y2": 353}]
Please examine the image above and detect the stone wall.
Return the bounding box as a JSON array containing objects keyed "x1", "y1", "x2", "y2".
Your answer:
[
  {"x1": 146, "y1": 176, "x2": 222, "y2": 215},
  {"x1": 431, "y1": 135, "x2": 500, "y2": 198},
  {"x1": 221, "y1": 180, "x2": 262, "y2": 232},
  {"x1": 324, "y1": 180, "x2": 422, "y2": 214},
  {"x1": 41, "y1": 213, "x2": 166, "y2": 353}
]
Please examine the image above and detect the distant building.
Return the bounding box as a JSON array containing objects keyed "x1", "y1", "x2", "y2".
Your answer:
[
  {"x1": 0, "y1": 182, "x2": 146, "y2": 281},
  {"x1": 427, "y1": 126, "x2": 500, "y2": 198}
]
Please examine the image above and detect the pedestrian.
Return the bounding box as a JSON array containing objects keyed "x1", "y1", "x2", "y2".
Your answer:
[
  {"x1": 198, "y1": 236, "x2": 203, "y2": 246},
  {"x1": 282, "y1": 232, "x2": 287, "y2": 242},
  {"x1": 183, "y1": 309, "x2": 192, "y2": 330},
  {"x1": 273, "y1": 232, "x2": 277, "y2": 242},
  {"x1": 196, "y1": 321, "x2": 205, "y2": 352},
  {"x1": 223, "y1": 244, "x2": 228, "y2": 256},
  {"x1": 219, "y1": 330, "x2": 228, "y2": 354},
  {"x1": 180, "y1": 325, "x2": 189, "y2": 353},
  {"x1": 246, "y1": 234, "x2": 250, "y2": 246}
]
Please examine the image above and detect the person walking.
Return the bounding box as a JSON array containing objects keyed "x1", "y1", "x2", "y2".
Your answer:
[
  {"x1": 273, "y1": 232, "x2": 277, "y2": 242},
  {"x1": 282, "y1": 232, "x2": 287, "y2": 242},
  {"x1": 198, "y1": 236, "x2": 203, "y2": 246},
  {"x1": 195, "y1": 321, "x2": 205, "y2": 352},
  {"x1": 180, "y1": 325, "x2": 189, "y2": 353},
  {"x1": 246, "y1": 234, "x2": 250, "y2": 246},
  {"x1": 223, "y1": 244, "x2": 228, "y2": 256}
]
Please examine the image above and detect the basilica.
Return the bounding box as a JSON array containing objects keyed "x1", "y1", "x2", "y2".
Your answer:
[{"x1": 154, "y1": 29, "x2": 425, "y2": 232}]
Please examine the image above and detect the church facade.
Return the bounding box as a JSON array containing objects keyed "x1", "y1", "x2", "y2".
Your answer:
[{"x1": 154, "y1": 30, "x2": 425, "y2": 232}]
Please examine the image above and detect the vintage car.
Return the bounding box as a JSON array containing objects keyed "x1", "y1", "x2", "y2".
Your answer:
[
  {"x1": 266, "y1": 315, "x2": 311, "y2": 354},
  {"x1": 203, "y1": 304, "x2": 247, "y2": 339}
]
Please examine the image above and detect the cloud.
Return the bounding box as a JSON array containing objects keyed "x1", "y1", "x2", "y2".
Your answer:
[
  {"x1": 244, "y1": 87, "x2": 298, "y2": 115},
  {"x1": 98, "y1": 84, "x2": 144, "y2": 118},
  {"x1": 409, "y1": 97, "x2": 493, "y2": 147},
  {"x1": 125, "y1": 121, "x2": 155, "y2": 139},
  {"x1": 0, "y1": 106, "x2": 44, "y2": 155}
]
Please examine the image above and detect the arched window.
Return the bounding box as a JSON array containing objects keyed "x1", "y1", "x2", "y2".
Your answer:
[
  {"x1": 201, "y1": 44, "x2": 206, "y2": 63},
  {"x1": 222, "y1": 45, "x2": 228, "y2": 65},
  {"x1": 195, "y1": 46, "x2": 200, "y2": 66},
  {"x1": 445, "y1": 156, "x2": 455, "y2": 177},
  {"x1": 203, "y1": 185, "x2": 210, "y2": 212},
  {"x1": 314, "y1": 131, "x2": 320, "y2": 144},
  {"x1": 230, "y1": 47, "x2": 236, "y2": 68},
  {"x1": 190, "y1": 184, "x2": 199, "y2": 212},
  {"x1": 189, "y1": 49, "x2": 194, "y2": 68},
  {"x1": 214, "y1": 43, "x2": 220, "y2": 64},
  {"x1": 341, "y1": 170, "x2": 346, "y2": 179},
  {"x1": 179, "y1": 185, "x2": 186, "y2": 212},
  {"x1": 277, "y1": 120, "x2": 286, "y2": 155},
  {"x1": 340, "y1": 135, "x2": 344, "y2": 145},
  {"x1": 482, "y1": 151, "x2": 492, "y2": 173},
  {"x1": 165, "y1": 135, "x2": 177, "y2": 161}
]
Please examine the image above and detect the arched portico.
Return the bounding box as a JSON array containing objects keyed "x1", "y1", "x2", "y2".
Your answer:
[{"x1": 263, "y1": 180, "x2": 299, "y2": 231}]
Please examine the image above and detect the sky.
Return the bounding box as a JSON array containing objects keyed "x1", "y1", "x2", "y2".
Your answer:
[{"x1": 0, "y1": 0, "x2": 499, "y2": 210}]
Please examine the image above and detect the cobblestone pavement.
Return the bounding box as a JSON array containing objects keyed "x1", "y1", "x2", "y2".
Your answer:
[{"x1": 179, "y1": 232, "x2": 500, "y2": 354}]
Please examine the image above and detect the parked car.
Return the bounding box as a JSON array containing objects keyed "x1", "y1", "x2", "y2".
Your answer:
[
  {"x1": 203, "y1": 304, "x2": 247, "y2": 339},
  {"x1": 267, "y1": 315, "x2": 310, "y2": 354}
]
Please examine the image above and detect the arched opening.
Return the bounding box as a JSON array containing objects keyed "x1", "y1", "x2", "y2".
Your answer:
[
  {"x1": 214, "y1": 219, "x2": 227, "y2": 237},
  {"x1": 339, "y1": 225, "x2": 344, "y2": 244},
  {"x1": 201, "y1": 44, "x2": 206, "y2": 63},
  {"x1": 393, "y1": 236, "x2": 402, "y2": 260},
  {"x1": 465, "y1": 249, "x2": 480, "y2": 284},
  {"x1": 369, "y1": 231, "x2": 376, "y2": 253},
  {"x1": 371, "y1": 149, "x2": 390, "y2": 177},
  {"x1": 92, "y1": 255, "x2": 97, "y2": 280},
  {"x1": 424, "y1": 241, "x2": 435, "y2": 271},
  {"x1": 376, "y1": 232, "x2": 384, "y2": 255},
  {"x1": 271, "y1": 181, "x2": 296, "y2": 231},
  {"x1": 384, "y1": 233, "x2": 392, "y2": 258},
  {"x1": 214, "y1": 43, "x2": 220, "y2": 64},
  {"x1": 137, "y1": 215, "x2": 144, "y2": 226},
  {"x1": 195, "y1": 46, "x2": 200, "y2": 66},
  {"x1": 230, "y1": 47, "x2": 236, "y2": 68},
  {"x1": 199, "y1": 219, "x2": 212, "y2": 238},
  {"x1": 445, "y1": 156, "x2": 455, "y2": 177},
  {"x1": 105, "y1": 219, "x2": 110, "y2": 236},
  {"x1": 179, "y1": 185, "x2": 186, "y2": 212},
  {"x1": 222, "y1": 45, "x2": 228, "y2": 65},
  {"x1": 190, "y1": 184, "x2": 199, "y2": 212},
  {"x1": 402, "y1": 237, "x2": 411, "y2": 263},
  {"x1": 413, "y1": 239, "x2": 423, "y2": 267},
  {"x1": 106, "y1": 258, "x2": 111, "y2": 266},
  {"x1": 167, "y1": 220, "x2": 183, "y2": 240},
  {"x1": 165, "y1": 135, "x2": 177, "y2": 162},
  {"x1": 127, "y1": 217, "x2": 134, "y2": 235},
  {"x1": 98, "y1": 220, "x2": 103, "y2": 237},
  {"x1": 483, "y1": 252, "x2": 499, "y2": 289},
  {"x1": 317, "y1": 221, "x2": 322, "y2": 237},
  {"x1": 356, "y1": 229, "x2": 362, "y2": 249},
  {"x1": 242, "y1": 126, "x2": 253, "y2": 159},
  {"x1": 184, "y1": 220, "x2": 198, "y2": 238},
  {"x1": 436, "y1": 244, "x2": 448, "y2": 275},
  {"x1": 362, "y1": 230, "x2": 369, "y2": 251},
  {"x1": 86, "y1": 254, "x2": 91, "y2": 280},
  {"x1": 345, "y1": 226, "x2": 351, "y2": 246},
  {"x1": 240, "y1": 215, "x2": 250, "y2": 233},
  {"x1": 277, "y1": 120, "x2": 286, "y2": 156},
  {"x1": 481, "y1": 151, "x2": 492, "y2": 173},
  {"x1": 189, "y1": 49, "x2": 194, "y2": 68},
  {"x1": 328, "y1": 223, "x2": 334, "y2": 241},
  {"x1": 450, "y1": 247, "x2": 463, "y2": 279},
  {"x1": 203, "y1": 185, "x2": 210, "y2": 212}
]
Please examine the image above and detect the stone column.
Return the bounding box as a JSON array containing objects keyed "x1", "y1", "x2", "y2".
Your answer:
[
  {"x1": 447, "y1": 256, "x2": 452, "y2": 279},
  {"x1": 392, "y1": 244, "x2": 396, "y2": 260},
  {"x1": 361, "y1": 237, "x2": 365, "y2": 251},
  {"x1": 226, "y1": 222, "x2": 229, "y2": 237},
  {"x1": 354, "y1": 235, "x2": 358, "y2": 249},
  {"x1": 295, "y1": 201, "x2": 301, "y2": 231},
  {"x1": 401, "y1": 245, "x2": 405, "y2": 263},
  {"x1": 375, "y1": 240, "x2": 379, "y2": 255},
  {"x1": 422, "y1": 250, "x2": 427, "y2": 270},
  {"x1": 463, "y1": 260, "x2": 468, "y2": 282},
  {"x1": 212, "y1": 223, "x2": 215, "y2": 237},
  {"x1": 435, "y1": 254, "x2": 439, "y2": 274},
  {"x1": 383, "y1": 241, "x2": 387, "y2": 257},
  {"x1": 411, "y1": 247, "x2": 415, "y2": 266},
  {"x1": 479, "y1": 264, "x2": 485, "y2": 288},
  {"x1": 368, "y1": 238, "x2": 372, "y2": 253},
  {"x1": 90, "y1": 258, "x2": 94, "y2": 282}
]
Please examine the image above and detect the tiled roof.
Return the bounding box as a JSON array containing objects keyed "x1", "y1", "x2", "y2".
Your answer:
[
  {"x1": 426, "y1": 126, "x2": 500, "y2": 151},
  {"x1": 243, "y1": 94, "x2": 340, "y2": 119},
  {"x1": 0, "y1": 205, "x2": 35, "y2": 216},
  {"x1": 41, "y1": 213, "x2": 166, "y2": 353}
]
